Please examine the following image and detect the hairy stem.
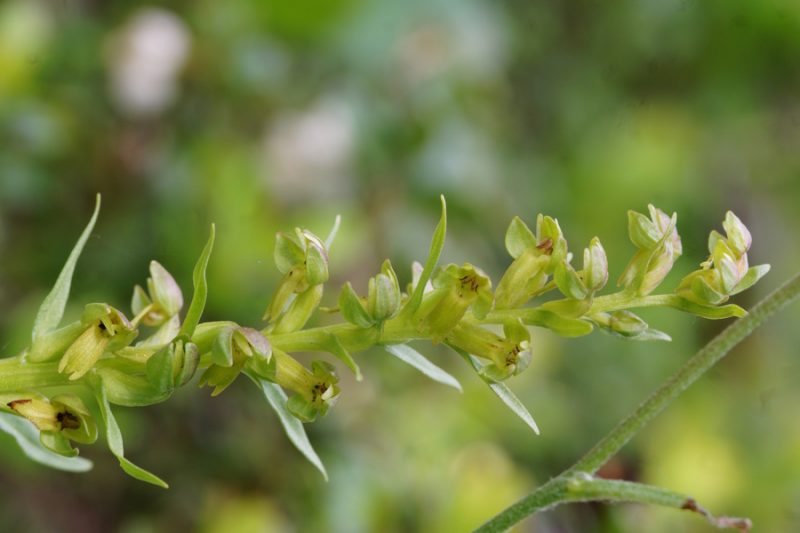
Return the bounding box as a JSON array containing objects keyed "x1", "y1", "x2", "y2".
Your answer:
[{"x1": 476, "y1": 272, "x2": 800, "y2": 532}]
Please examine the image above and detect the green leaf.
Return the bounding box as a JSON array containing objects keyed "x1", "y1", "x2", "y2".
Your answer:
[
  {"x1": 384, "y1": 344, "x2": 462, "y2": 392},
  {"x1": 0, "y1": 412, "x2": 93, "y2": 472},
  {"x1": 324, "y1": 214, "x2": 342, "y2": 251},
  {"x1": 32, "y1": 194, "x2": 101, "y2": 341},
  {"x1": 451, "y1": 346, "x2": 540, "y2": 435},
  {"x1": 730, "y1": 264, "x2": 770, "y2": 296},
  {"x1": 94, "y1": 385, "x2": 168, "y2": 488},
  {"x1": 631, "y1": 329, "x2": 672, "y2": 342},
  {"x1": 179, "y1": 225, "x2": 215, "y2": 339},
  {"x1": 95, "y1": 365, "x2": 171, "y2": 407},
  {"x1": 519, "y1": 309, "x2": 594, "y2": 336},
  {"x1": 325, "y1": 333, "x2": 362, "y2": 381},
  {"x1": 505, "y1": 216, "x2": 537, "y2": 259},
  {"x1": 247, "y1": 372, "x2": 328, "y2": 481},
  {"x1": 338, "y1": 282, "x2": 374, "y2": 328},
  {"x1": 403, "y1": 195, "x2": 447, "y2": 315},
  {"x1": 146, "y1": 345, "x2": 176, "y2": 393},
  {"x1": 668, "y1": 297, "x2": 746, "y2": 319}
]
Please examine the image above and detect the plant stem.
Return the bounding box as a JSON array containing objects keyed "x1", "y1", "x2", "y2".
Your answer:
[
  {"x1": 475, "y1": 272, "x2": 800, "y2": 532},
  {"x1": 0, "y1": 358, "x2": 73, "y2": 392}
]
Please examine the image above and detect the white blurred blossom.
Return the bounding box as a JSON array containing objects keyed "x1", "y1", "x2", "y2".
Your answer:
[
  {"x1": 263, "y1": 97, "x2": 355, "y2": 202},
  {"x1": 106, "y1": 9, "x2": 190, "y2": 117}
]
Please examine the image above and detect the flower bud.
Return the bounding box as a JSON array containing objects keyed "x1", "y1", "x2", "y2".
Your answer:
[
  {"x1": 367, "y1": 260, "x2": 401, "y2": 323},
  {"x1": 146, "y1": 338, "x2": 200, "y2": 392},
  {"x1": 722, "y1": 211, "x2": 752, "y2": 257},
  {"x1": 264, "y1": 229, "x2": 329, "y2": 323},
  {"x1": 554, "y1": 261, "x2": 588, "y2": 300},
  {"x1": 607, "y1": 310, "x2": 648, "y2": 337},
  {"x1": 582, "y1": 237, "x2": 608, "y2": 293},
  {"x1": 627, "y1": 210, "x2": 661, "y2": 250},
  {"x1": 131, "y1": 261, "x2": 184, "y2": 326},
  {"x1": 712, "y1": 239, "x2": 745, "y2": 293}
]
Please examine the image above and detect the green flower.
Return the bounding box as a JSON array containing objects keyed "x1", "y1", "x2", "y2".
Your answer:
[
  {"x1": 264, "y1": 229, "x2": 328, "y2": 319},
  {"x1": 447, "y1": 319, "x2": 531, "y2": 382},
  {"x1": 415, "y1": 263, "x2": 493, "y2": 343},
  {"x1": 131, "y1": 261, "x2": 184, "y2": 326},
  {"x1": 199, "y1": 326, "x2": 273, "y2": 396},
  {"x1": 339, "y1": 260, "x2": 401, "y2": 328},
  {"x1": 271, "y1": 350, "x2": 340, "y2": 423},
  {"x1": 58, "y1": 304, "x2": 138, "y2": 380},
  {"x1": 2, "y1": 392, "x2": 97, "y2": 456},
  {"x1": 677, "y1": 211, "x2": 769, "y2": 305},
  {"x1": 495, "y1": 215, "x2": 568, "y2": 309},
  {"x1": 618, "y1": 204, "x2": 682, "y2": 296}
]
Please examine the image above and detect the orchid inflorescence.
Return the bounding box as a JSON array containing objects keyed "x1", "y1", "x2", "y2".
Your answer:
[{"x1": 0, "y1": 195, "x2": 768, "y2": 487}]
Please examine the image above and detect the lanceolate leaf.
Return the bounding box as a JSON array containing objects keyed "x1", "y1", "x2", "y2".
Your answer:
[
  {"x1": 179, "y1": 225, "x2": 216, "y2": 339},
  {"x1": 451, "y1": 345, "x2": 540, "y2": 435},
  {"x1": 324, "y1": 214, "x2": 342, "y2": 251},
  {"x1": 32, "y1": 194, "x2": 101, "y2": 342},
  {"x1": 384, "y1": 344, "x2": 462, "y2": 392},
  {"x1": 403, "y1": 195, "x2": 447, "y2": 315},
  {"x1": 247, "y1": 372, "x2": 328, "y2": 481},
  {"x1": 94, "y1": 385, "x2": 168, "y2": 488},
  {"x1": 0, "y1": 412, "x2": 93, "y2": 472},
  {"x1": 668, "y1": 296, "x2": 746, "y2": 319},
  {"x1": 325, "y1": 333, "x2": 362, "y2": 381}
]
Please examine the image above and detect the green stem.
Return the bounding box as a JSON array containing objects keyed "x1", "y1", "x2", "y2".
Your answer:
[
  {"x1": 475, "y1": 272, "x2": 800, "y2": 532},
  {"x1": 489, "y1": 474, "x2": 752, "y2": 531},
  {"x1": 0, "y1": 357, "x2": 73, "y2": 392}
]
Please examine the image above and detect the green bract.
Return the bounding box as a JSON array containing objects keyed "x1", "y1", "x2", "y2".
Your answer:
[{"x1": 0, "y1": 196, "x2": 771, "y2": 492}]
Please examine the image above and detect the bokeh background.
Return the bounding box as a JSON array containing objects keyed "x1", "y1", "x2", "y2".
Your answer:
[{"x1": 1, "y1": 0, "x2": 799, "y2": 531}]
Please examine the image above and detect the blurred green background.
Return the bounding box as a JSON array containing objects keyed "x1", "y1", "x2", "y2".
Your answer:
[{"x1": 1, "y1": 0, "x2": 799, "y2": 531}]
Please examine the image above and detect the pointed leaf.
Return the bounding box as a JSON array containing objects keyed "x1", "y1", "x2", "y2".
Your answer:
[
  {"x1": 451, "y1": 346, "x2": 540, "y2": 435},
  {"x1": 247, "y1": 373, "x2": 328, "y2": 481},
  {"x1": 384, "y1": 344, "x2": 462, "y2": 392},
  {"x1": 0, "y1": 412, "x2": 93, "y2": 472},
  {"x1": 32, "y1": 195, "x2": 101, "y2": 341},
  {"x1": 403, "y1": 195, "x2": 447, "y2": 315},
  {"x1": 505, "y1": 216, "x2": 537, "y2": 259},
  {"x1": 730, "y1": 264, "x2": 770, "y2": 296},
  {"x1": 179, "y1": 225, "x2": 215, "y2": 339},
  {"x1": 94, "y1": 385, "x2": 168, "y2": 488},
  {"x1": 325, "y1": 334, "x2": 362, "y2": 381},
  {"x1": 324, "y1": 214, "x2": 342, "y2": 251},
  {"x1": 631, "y1": 328, "x2": 672, "y2": 342},
  {"x1": 518, "y1": 309, "x2": 594, "y2": 336},
  {"x1": 668, "y1": 297, "x2": 747, "y2": 319}
]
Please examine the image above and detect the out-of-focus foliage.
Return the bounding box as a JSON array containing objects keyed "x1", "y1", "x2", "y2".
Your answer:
[{"x1": 1, "y1": 0, "x2": 799, "y2": 531}]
